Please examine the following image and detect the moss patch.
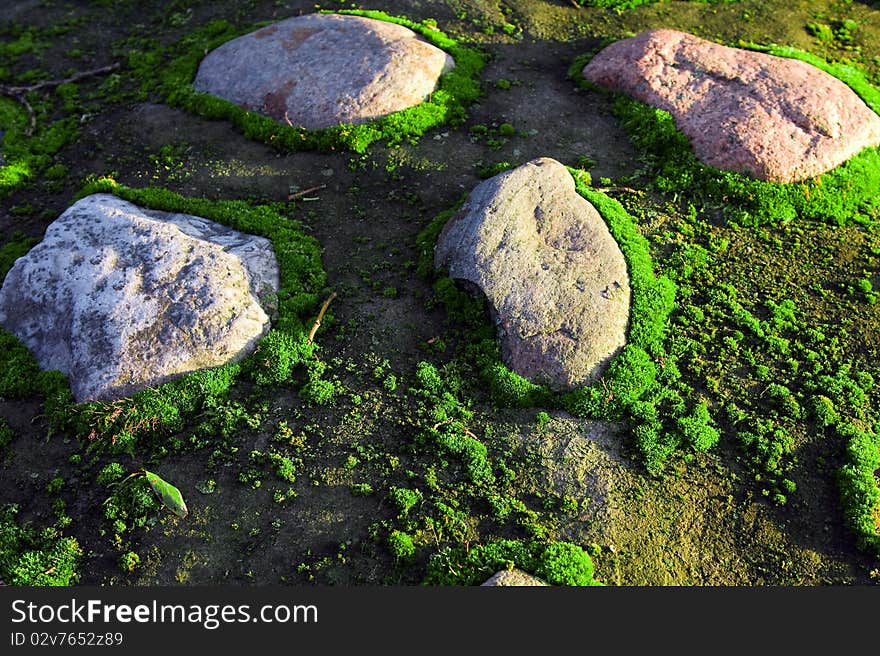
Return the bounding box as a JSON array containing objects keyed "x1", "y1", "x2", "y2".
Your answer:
[
  {"x1": 424, "y1": 538, "x2": 599, "y2": 586},
  {"x1": 0, "y1": 97, "x2": 79, "y2": 197},
  {"x1": 0, "y1": 504, "x2": 82, "y2": 586}
]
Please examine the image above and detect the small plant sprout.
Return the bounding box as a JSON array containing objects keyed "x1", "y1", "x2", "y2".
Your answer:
[{"x1": 104, "y1": 469, "x2": 188, "y2": 518}]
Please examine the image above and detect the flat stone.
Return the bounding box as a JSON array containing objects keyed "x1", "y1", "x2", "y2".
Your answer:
[
  {"x1": 582, "y1": 29, "x2": 880, "y2": 183},
  {"x1": 0, "y1": 193, "x2": 279, "y2": 402},
  {"x1": 434, "y1": 157, "x2": 630, "y2": 390},
  {"x1": 193, "y1": 13, "x2": 454, "y2": 130}
]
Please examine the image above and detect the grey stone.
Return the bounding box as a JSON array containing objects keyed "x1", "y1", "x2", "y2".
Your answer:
[
  {"x1": 481, "y1": 569, "x2": 547, "y2": 586},
  {"x1": 0, "y1": 193, "x2": 279, "y2": 402},
  {"x1": 193, "y1": 13, "x2": 454, "y2": 130},
  {"x1": 434, "y1": 157, "x2": 630, "y2": 390}
]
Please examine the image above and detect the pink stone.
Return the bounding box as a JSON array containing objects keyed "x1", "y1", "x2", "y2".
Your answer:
[
  {"x1": 582, "y1": 29, "x2": 880, "y2": 183},
  {"x1": 193, "y1": 13, "x2": 454, "y2": 130}
]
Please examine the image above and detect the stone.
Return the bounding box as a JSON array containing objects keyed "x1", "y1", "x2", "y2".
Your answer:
[
  {"x1": 0, "y1": 193, "x2": 279, "y2": 402},
  {"x1": 434, "y1": 157, "x2": 630, "y2": 391},
  {"x1": 193, "y1": 13, "x2": 455, "y2": 130},
  {"x1": 481, "y1": 569, "x2": 547, "y2": 586},
  {"x1": 582, "y1": 29, "x2": 880, "y2": 183}
]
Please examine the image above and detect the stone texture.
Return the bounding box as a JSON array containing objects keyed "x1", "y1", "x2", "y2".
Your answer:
[
  {"x1": 434, "y1": 157, "x2": 630, "y2": 391},
  {"x1": 193, "y1": 13, "x2": 455, "y2": 130},
  {"x1": 481, "y1": 569, "x2": 547, "y2": 586},
  {"x1": 0, "y1": 193, "x2": 279, "y2": 402},
  {"x1": 582, "y1": 29, "x2": 880, "y2": 183}
]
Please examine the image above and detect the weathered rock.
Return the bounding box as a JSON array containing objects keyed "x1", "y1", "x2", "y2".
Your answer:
[
  {"x1": 193, "y1": 13, "x2": 455, "y2": 130},
  {"x1": 481, "y1": 569, "x2": 547, "y2": 586},
  {"x1": 0, "y1": 193, "x2": 279, "y2": 402},
  {"x1": 434, "y1": 157, "x2": 630, "y2": 390},
  {"x1": 582, "y1": 29, "x2": 880, "y2": 183}
]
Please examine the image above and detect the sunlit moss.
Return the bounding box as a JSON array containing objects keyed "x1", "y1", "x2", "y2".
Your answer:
[{"x1": 152, "y1": 10, "x2": 485, "y2": 155}]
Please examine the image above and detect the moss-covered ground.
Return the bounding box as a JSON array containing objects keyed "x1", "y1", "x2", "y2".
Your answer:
[{"x1": 1, "y1": 0, "x2": 879, "y2": 586}]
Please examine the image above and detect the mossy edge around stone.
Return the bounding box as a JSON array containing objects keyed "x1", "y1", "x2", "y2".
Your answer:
[
  {"x1": 157, "y1": 10, "x2": 486, "y2": 154},
  {"x1": 569, "y1": 40, "x2": 880, "y2": 228},
  {"x1": 0, "y1": 178, "x2": 327, "y2": 455}
]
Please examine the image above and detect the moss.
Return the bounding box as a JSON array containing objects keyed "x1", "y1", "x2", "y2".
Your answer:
[
  {"x1": 0, "y1": 505, "x2": 81, "y2": 586},
  {"x1": 0, "y1": 98, "x2": 79, "y2": 197},
  {"x1": 424, "y1": 539, "x2": 598, "y2": 586},
  {"x1": 154, "y1": 11, "x2": 485, "y2": 155},
  {"x1": 389, "y1": 487, "x2": 423, "y2": 516},
  {"x1": 837, "y1": 422, "x2": 880, "y2": 556},
  {"x1": 387, "y1": 530, "x2": 416, "y2": 561},
  {"x1": 96, "y1": 462, "x2": 126, "y2": 487}
]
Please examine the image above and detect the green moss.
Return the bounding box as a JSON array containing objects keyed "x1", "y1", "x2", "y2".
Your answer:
[
  {"x1": 389, "y1": 487, "x2": 423, "y2": 516},
  {"x1": 103, "y1": 477, "x2": 160, "y2": 529},
  {"x1": 0, "y1": 505, "x2": 81, "y2": 586},
  {"x1": 0, "y1": 98, "x2": 79, "y2": 196},
  {"x1": 118, "y1": 551, "x2": 140, "y2": 573},
  {"x1": 96, "y1": 462, "x2": 126, "y2": 487},
  {"x1": 387, "y1": 530, "x2": 416, "y2": 561},
  {"x1": 424, "y1": 539, "x2": 598, "y2": 586},
  {"x1": 837, "y1": 422, "x2": 880, "y2": 556},
  {"x1": 155, "y1": 11, "x2": 484, "y2": 154}
]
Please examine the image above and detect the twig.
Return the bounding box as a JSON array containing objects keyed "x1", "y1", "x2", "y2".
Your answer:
[
  {"x1": 594, "y1": 186, "x2": 643, "y2": 195},
  {"x1": 0, "y1": 63, "x2": 120, "y2": 135},
  {"x1": 307, "y1": 292, "x2": 337, "y2": 343},
  {"x1": 288, "y1": 184, "x2": 326, "y2": 201},
  {"x1": 432, "y1": 419, "x2": 454, "y2": 431}
]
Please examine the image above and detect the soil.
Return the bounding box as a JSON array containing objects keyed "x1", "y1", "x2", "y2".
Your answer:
[{"x1": 1, "y1": 0, "x2": 879, "y2": 587}]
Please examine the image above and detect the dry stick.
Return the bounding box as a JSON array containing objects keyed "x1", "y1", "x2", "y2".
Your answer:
[
  {"x1": 288, "y1": 184, "x2": 327, "y2": 201},
  {"x1": 462, "y1": 428, "x2": 480, "y2": 441},
  {"x1": 307, "y1": 291, "x2": 337, "y2": 344},
  {"x1": 0, "y1": 63, "x2": 120, "y2": 135},
  {"x1": 594, "y1": 186, "x2": 643, "y2": 195}
]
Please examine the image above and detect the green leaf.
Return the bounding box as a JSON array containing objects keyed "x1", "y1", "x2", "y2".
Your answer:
[{"x1": 143, "y1": 470, "x2": 188, "y2": 518}]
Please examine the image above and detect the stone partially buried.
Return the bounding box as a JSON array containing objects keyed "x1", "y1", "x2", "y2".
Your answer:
[
  {"x1": 481, "y1": 569, "x2": 548, "y2": 586},
  {"x1": 582, "y1": 29, "x2": 880, "y2": 183},
  {"x1": 434, "y1": 157, "x2": 630, "y2": 391},
  {"x1": 0, "y1": 193, "x2": 279, "y2": 403},
  {"x1": 193, "y1": 13, "x2": 455, "y2": 130}
]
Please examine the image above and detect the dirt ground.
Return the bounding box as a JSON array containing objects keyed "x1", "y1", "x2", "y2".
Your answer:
[{"x1": 2, "y1": 0, "x2": 880, "y2": 587}]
